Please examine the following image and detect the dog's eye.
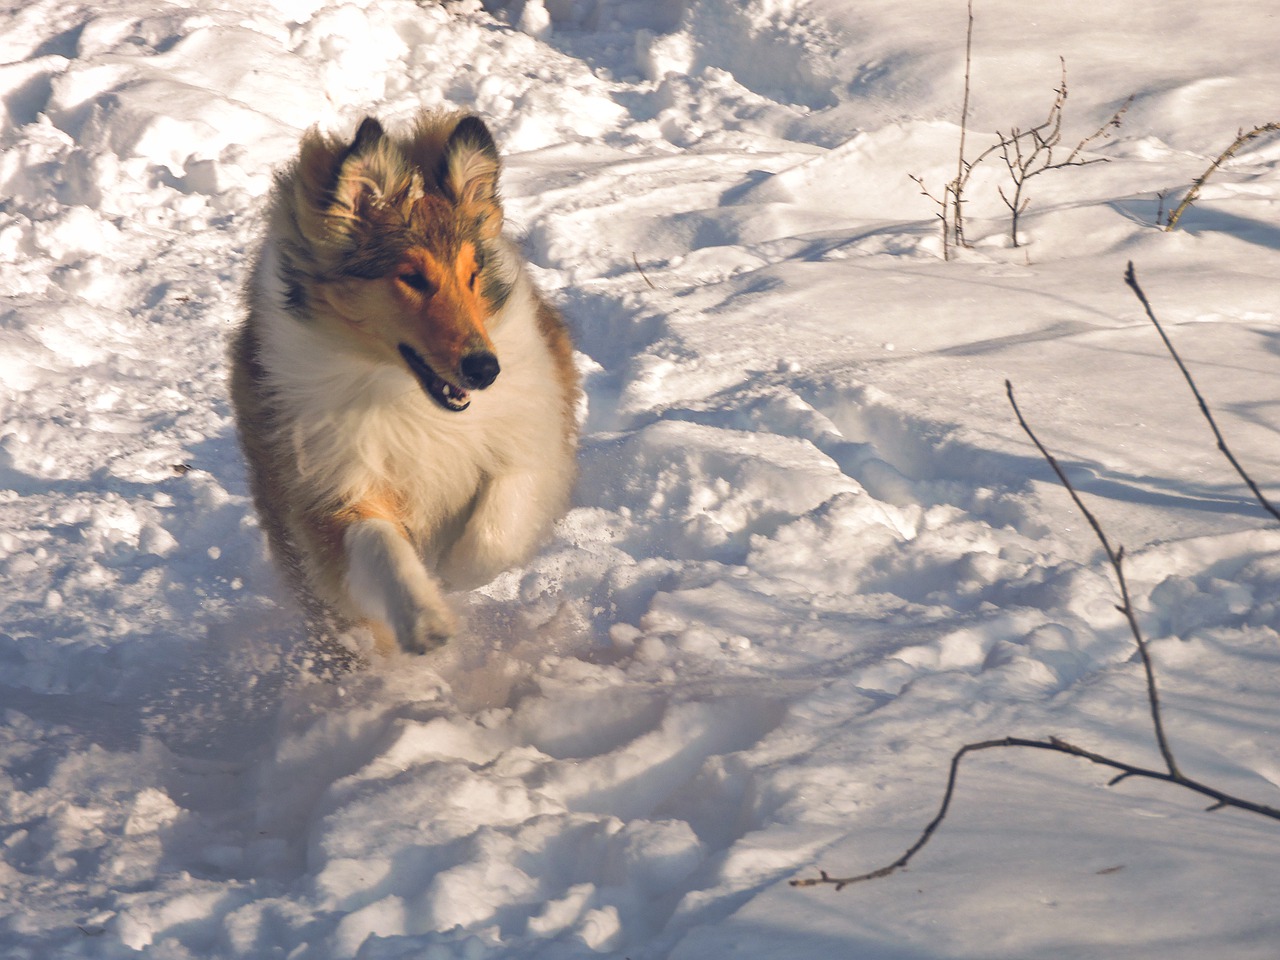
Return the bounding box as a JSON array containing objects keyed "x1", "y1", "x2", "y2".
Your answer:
[
  {"x1": 398, "y1": 272, "x2": 431, "y2": 293},
  {"x1": 468, "y1": 270, "x2": 479, "y2": 291}
]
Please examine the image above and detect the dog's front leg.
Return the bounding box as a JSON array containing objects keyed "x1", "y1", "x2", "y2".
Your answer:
[
  {"x1": 443, "y1": 471, "x2": 557, "y2": 590},
  {"x1": 343, "y1": 517, "x2": 455, "y2": 653}
]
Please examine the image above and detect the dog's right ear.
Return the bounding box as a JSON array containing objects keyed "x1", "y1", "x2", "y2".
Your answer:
[
  {"x1": 331, "y1": 118, "x2": 394, "y2": 214},
  {"x1": 350, "y1": 117, "x2": 385, "y2": 153},
  {"x1": 294, "y1": 117, "x2": 423, "y2": 254}
]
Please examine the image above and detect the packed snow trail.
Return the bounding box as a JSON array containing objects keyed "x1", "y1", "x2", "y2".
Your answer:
[{"x1": 3, "y1": 0, "x2": 1280, "y2": 958}]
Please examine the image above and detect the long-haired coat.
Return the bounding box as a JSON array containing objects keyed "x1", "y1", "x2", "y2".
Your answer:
[{"x1": 230, "y1": 111, "x2": 579, "y2": 655}]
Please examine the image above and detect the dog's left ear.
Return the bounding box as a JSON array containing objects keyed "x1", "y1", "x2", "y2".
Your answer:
[{"x1": 438, "y1": 116, "x2": 501, "y2": 208}]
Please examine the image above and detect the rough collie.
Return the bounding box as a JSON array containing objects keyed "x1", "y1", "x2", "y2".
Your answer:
[{"x1": 230, "y1": 110, "x2": 580, "y2": 656}]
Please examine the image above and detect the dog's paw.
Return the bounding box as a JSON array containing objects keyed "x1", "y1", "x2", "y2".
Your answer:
[{"x1": 394, "y1": 600, "x2": 456, "y2": 655}]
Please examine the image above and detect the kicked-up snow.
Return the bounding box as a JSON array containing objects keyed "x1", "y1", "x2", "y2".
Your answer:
[{"x1": 3, "y1": 0, "x2": 1280, "y2": 957}]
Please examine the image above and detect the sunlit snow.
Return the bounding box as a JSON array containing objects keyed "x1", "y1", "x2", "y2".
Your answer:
[{"x1": 3, "y1": 0, "x2": 1280, "y2": 957}]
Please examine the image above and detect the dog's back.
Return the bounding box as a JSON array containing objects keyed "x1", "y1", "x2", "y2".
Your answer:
[{"x1": 231, "y1": 110, "x2": 579, "y2": 655}]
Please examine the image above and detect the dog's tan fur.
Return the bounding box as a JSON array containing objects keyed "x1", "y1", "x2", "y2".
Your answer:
[{"x1": 230, "y1": 110, "x2": 579, "y2": 655}]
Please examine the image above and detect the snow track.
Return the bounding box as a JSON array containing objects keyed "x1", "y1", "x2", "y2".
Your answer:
[{"x1": 4, "y1": 0, "x2": 1280, "y2": 957}]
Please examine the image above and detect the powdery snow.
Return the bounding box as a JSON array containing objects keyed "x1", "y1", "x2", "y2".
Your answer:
[{"x1": 3, "y1": 0, "x2": 1280, "y2": 957}]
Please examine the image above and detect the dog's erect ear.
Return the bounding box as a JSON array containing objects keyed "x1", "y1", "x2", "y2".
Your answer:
[
  {"x1": 438, "y1": 115, "x2": 501, "y2": 207},
  {"x1": 293, "y1": 116, "x2": 424, "y2": 258},
  {"x1": 293, "y1": 117, "x2": 422, "y2": 263},
  {"x1": 330, "y1": 116, "x2": 422, "y2": 216},
  {"x1": 350, "y1": 116, "x2": 385, "y2": 153}
]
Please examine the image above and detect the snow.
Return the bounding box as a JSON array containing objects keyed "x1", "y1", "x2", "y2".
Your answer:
[{"x1": 4, "y1": 0, "x2": 1280, "y2": 956}]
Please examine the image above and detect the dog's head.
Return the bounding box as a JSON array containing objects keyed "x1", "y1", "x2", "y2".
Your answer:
[{"x1": 285, "y1": 113, "x2": 512, "y2": 413}]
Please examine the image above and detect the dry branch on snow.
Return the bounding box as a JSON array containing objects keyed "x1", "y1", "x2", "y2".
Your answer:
[
  {"x1": 914, "y1": 0, "x2": 1129, "y2": 255},
  {"x1": 1164, "y1": 123, "x2": 1280, "y2": 231}
]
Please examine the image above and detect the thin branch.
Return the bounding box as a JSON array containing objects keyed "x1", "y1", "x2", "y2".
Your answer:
[
  {"x1": 792, "y1": 737, "x2": 1014, "y2": 889},
  {"x1": 910, "y1": 174, "x2": 951, "y2": 258},
  {"x1": 1165, "y1": 123, "x2": 1280, "y2": 231},
  {"x1": 1124, "y1": 262, "x2": 1280, "y2": 524},
  {"x1": 632, "y1": 252, "x2": 657, "y2": 290},
  {"x1": 1061, "y1": 90, "x2": 1132, "y2": 166},
  {"x1": 791, "y1": 732, "x2": 1280, "y2": 889},
  {"x1": 1006, "y1": 381, "x2": 1179, "y2": 777},
  {"x1": 951, "y1": 0, "x2": 975, "y2": 249},
  {"x1": 915, "y1": 0, "x2": 975, "y2": 262},
  {"x1": 955, "y1": 0, "x2": 973, "y2": 198},
  {"x1": 987, "y1": 64, "x2": 1130, "y2": 246}
]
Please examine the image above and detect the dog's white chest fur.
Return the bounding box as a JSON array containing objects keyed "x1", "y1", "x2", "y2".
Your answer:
[{"x1": 257, "y1": 243, "x2": 565, "y2": 548}]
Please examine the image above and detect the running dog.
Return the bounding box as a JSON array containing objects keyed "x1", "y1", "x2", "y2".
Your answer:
[{"x1": 230, "y1": 110, "x2": 580, "y2": 655}]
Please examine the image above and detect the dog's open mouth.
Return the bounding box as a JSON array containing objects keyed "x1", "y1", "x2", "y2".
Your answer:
[{"x1": 398, "y1": 343, "x2": 470, "y2": 412}]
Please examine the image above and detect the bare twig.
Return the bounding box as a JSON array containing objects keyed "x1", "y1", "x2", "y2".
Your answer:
[
  {"x1": 1164, "y1": 123, "x2": 1280, "y2": 231},
  {"x1": 989, "y1": 62, "x2": 1131, "y2": 246},
  {"x1": 933, "y1": 53, "x2": 1130, "y2": 252},
  {"x1": 951, "y1": 0, "x2": 975, "y2": 250},
  {"x1": 918, "y1": 6, "x2": 1128, "y2": 254},
  {"x1": 791, "y1": 729, "x2": 1280, "y2": 889},
  {"x1": 911, "y1": 0, "x2": 976, "y2": 262},
  {"x1": 1124, "y1": 262, "x2": 1280, "y2": 524},
  {"x1": 791, "y1": 301, "x2": 1280, "y2": 889},
  {"x1": 1006, "y1": 379, "x2": 1178, "y2": 777},
  {"x1": 632, "y1": 252, "x2": 656, "y2": 290},
  {"x1": 910, "y1": 174, "x2": 952, "y2": 258}
]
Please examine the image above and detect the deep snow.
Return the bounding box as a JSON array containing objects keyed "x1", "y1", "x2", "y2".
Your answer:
[{"x1": 3, "y1": 0, "x2": 1280, "y2": 957}]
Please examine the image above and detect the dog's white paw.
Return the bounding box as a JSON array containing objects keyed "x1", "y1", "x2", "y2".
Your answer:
[
  {"x1": 393, "y1": 598, "x2": 456, "y2": 654},
  {"x1": 345, "y1": 517, "x2": 456, "y2": 655}
]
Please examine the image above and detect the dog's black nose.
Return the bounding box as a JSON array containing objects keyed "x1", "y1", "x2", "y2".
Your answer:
[{"x1": 459, "y1": 351, "x2": 500, "y2": 390}]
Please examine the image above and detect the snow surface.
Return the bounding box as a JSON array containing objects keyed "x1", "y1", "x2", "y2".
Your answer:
[{"x1": 4, "y1": 0, "x2": 1280, "y2": 956}]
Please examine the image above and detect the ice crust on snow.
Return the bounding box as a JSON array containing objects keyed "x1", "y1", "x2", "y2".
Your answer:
[{"x1": 4, "y1": 0, "x2": 1280, "y2": 957}]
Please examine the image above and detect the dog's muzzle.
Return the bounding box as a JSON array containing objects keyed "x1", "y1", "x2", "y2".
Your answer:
[{"x1": 398, "y1": 344, "x2": 499, "y2": 413}]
